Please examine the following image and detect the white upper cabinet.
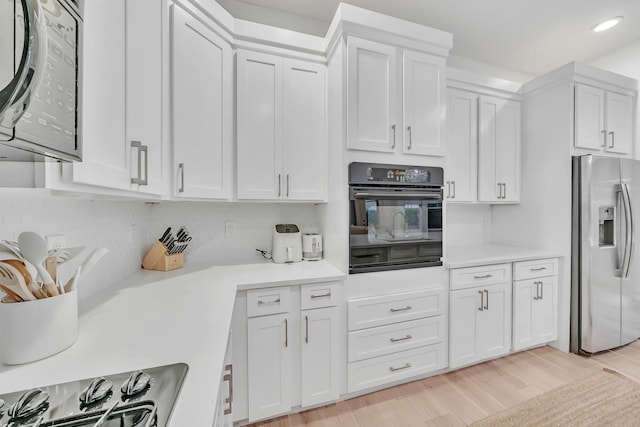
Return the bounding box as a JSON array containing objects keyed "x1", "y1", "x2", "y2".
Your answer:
[
  {"x1": 64, "y1": 0, "x2": 166, "y2": 196},
  {"x1": 445, "y1": 89, "x2": 478, "y2": 202},
  {"x1": 478, "y1": 96, "x2": 521, "y2": 203},
  {"x1": 171, "y1": 4, "x2": 233, "y2": 200},
  {"x1": 237, "y1": 50, "x2": 326, "y2": 201},
  {"x1": 574, "y1": 83, "x2": 634, "y2": 155},
  {"x1": 402, "y1": 50, "x2": 445, "y2": 156},
  {"x1": 347, "y1": 37, "x2": 445, "y2": 156},
  {"x1": 347, "y1": 38, "x2": 398, "y2": 153}
]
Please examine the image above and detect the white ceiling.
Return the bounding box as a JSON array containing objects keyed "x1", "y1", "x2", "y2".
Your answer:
[{"x1": 218, "y1": 0, "x2": 640, "y2": 77}]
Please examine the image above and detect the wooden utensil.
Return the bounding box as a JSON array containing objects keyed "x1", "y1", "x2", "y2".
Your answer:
[
  {"x1": 0, "y1": 262, "x2": 36, "y2": 301},
  {"x1": 18, "y1": 232, "x2": 59, "y2": 297},
  {"x1": 3, "y1": 259, "x2": 47, "y2": 299}
]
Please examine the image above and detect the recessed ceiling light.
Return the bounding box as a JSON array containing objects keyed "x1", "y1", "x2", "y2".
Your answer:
[{"x1": 592, "y1": 16, "x2": 623, "y2": 33}]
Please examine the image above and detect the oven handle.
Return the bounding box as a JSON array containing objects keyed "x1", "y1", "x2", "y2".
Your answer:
[
  {"x1": 0, "y1": 0, "x2": 47, "y2": 128},
  {"x1": 352, "y1": 191, "x2": 442, "y2": 200}
]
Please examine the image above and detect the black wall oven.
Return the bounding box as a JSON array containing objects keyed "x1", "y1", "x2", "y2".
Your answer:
[{"x1": 349, "y1": 162, "x2": 443, "y2": 273}]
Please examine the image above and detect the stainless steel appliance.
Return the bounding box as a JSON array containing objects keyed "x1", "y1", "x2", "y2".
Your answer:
[
  {"x1": 0, "y1": 0, "x2": 82, "y2": 161},
  {"x1": 349, "y1": 162, "x2": 443, "y2": 273},
  {"x1": 0, "y1": 363, "x2": 187, "y2": 426},
  {"x1": 571, "y1": 155, "x2": 640, "y2": 354}
]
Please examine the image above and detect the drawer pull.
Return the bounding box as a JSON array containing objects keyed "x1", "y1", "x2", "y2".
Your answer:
[
  {"x1": 530, "y1": 267, "x2": 547, "y2": 271},
  {"x1": 310, "y1": 292, "x2": 331, "y2": 299},
  {"x1": 390, "y1": 306, "x2": 412, "y2": 313},
  {"x1": 257, "y1": 298, "x2": 281, "y2": 305},
  {"x1": 474, "y1": 274, "x2": 493, "y2": 279},
  {"x1": 389, "y1": 363, "x2": 411, "y2": 372},
  {"x1": 390, "y1": 334, "x2": 412, "y2": 343}
]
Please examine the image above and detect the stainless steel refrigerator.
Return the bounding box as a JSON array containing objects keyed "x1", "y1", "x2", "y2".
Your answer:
[{"x1": 571, "y1": 154, "x2": 640, "y2": 354}]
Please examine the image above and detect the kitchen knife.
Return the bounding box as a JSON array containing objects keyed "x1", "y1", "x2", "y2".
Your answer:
[{"x1": 159, "y1": 227, "x2": 172, "y2": 244}]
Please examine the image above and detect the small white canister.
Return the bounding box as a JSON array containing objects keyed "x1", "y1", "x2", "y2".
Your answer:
[
  {"x1": 0, "y1": 290, "x2": 78, "y2": 365},
  {"x1": 302, "y1": 233, "x2": 323, "y2": 261}
]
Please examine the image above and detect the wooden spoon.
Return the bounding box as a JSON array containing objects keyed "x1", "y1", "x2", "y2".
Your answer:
[
  {"x1": 3, "y1": 259, "x2": 47, "y2": 299},
  {"x1": 0, "y1": 262, "x2": 35, "y2": 301}
]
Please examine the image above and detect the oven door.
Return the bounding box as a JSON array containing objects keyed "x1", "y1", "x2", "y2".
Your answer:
[
  {"x1": 0, "y1": 0, "x2": 82, "y2": 161},
  {"x1": 349, "y1": 187, "x2": 443, "y2": 273}
]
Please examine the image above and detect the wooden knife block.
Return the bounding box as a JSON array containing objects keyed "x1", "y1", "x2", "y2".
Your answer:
[{"x1": 142, "y1": 241, "x2": 184, "y2": 271}]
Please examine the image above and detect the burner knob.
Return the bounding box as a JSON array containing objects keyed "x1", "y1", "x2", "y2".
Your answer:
[
  {"x1": 7, "y1": 389, "x2": 49, "y2": 419},
  {"x1": 121, "y1": 371, "x2": 151, "y2": 398},
  {"x1": 79, "y1": 377, "x2": 113, "y2": 405}
]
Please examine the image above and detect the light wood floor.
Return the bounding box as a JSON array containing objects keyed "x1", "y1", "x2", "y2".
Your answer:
[{"x1": 248, "y1": 341, "x2": 640, "y2": 426}]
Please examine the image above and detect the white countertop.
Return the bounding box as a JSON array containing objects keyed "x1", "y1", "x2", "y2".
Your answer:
[
  {"x1": 0, "y1": 260, "x2": 345, "y2": 426},
  {"x1": 445, "y1": 244, "x2": 564, "y2": 268}
]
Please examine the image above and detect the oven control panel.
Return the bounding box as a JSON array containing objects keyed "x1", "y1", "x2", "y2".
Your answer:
[{"x1": 349, "y1": 162, "x2": 443, "y2": 186}]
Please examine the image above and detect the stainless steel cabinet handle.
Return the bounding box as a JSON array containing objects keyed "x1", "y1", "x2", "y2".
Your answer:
[
  {"x1": 284, "y1": 318, "x2": 288, "y2": 348},
  {"x1": 446, "y1": 181, "x2": 451, "y2": 199},
  {"x1": 530, "y1": 267, "x2": 547, "y2": 271},
  {"x1": 178, "y1": 163, "x2": 185, "y2": 193},
  {"x1": 390, "y1": 334, "x2": 412, "y2": 343},
  {"x1": 601, "y1": 129, "x2": 607, "y2": 147},
  {"x1": 0, "y1": 0, "x2": 46, "y2": 128},
  {"x1": 278, "y1": 174, "x2": 282, "y2": 197},
  {"x1": 534, "y1": 281, "x2": 540, "y2": 300},
  {"x1": 539, "y1": 281, "x2": 544, "y2": 300},
  {"x1": 609, "y1": 131, "x2": 615, "y2": 149},
  {"x1": 223, "y1": 364, "x2": 233, "y2": 415},
  {"x1": 497, "y1": 183, "x2": 501, "y2": 199},
  {"x1": 389, "y1": 363, "x2": 411, "y2": 372},
  {"x1": 305, "y1": 315, "x2": 309, "y2": 344},
  {"x1": 286, "y1": 174, "x2": 290, "y2": 197},
  {"x1": 130, "y1": 141, "x2": 149, "y2": 185},
  {"x1": 484, "y1": 289, "x2": 489, "y2": 310},
  {"x1": 257, "y1": 298, "x2": 281, "y2": 305},
  {"x1": 478, "y1": 290, "x2": 484, "y2": 311},
  {"x1": 391, "y1": 124, "x2": 396, "y2": 149},
  {"x1": 502, "y1": 183, "x2": 507, "y2": 199},
  {"x1": 407, "y1": 125, "x2": 412, "y2": 149},
  {"x1": 310, "y1": 292, "x2": 331, "y2": 299},
  {"x1": 390, "y1": 306, "x2": 412, "y2": 312},
  {"x1": 452, "y1": 181, "x2": 456, "y2": 199},
  {"x1": 474, "y1": 274, "x2": 493, "y2": 279}
]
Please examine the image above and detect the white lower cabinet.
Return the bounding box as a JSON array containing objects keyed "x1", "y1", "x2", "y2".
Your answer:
[
  {"x1": 449, "y1": 283, "x2": 512, "y2": 368},
  {"x1": 236, "y1": 282, "x2": 343, "y2": 424},
  {"x1": 512, "y1": 259, "x2": 558, "y2": 351},
  {"x1": 347, "y1": 288, "x2": 448, "y2": 393},
  {"x1": 213, "y1": 334, "x2": 233, "y2": 427}
]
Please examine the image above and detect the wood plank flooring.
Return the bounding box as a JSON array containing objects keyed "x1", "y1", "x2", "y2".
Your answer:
[{"x1": 248, "y1": 341, "x2": 640, "y2": 426}]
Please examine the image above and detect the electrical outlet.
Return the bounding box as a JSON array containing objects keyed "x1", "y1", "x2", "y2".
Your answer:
[
  {"x1": 46, "y1": 234, "x2": 66, "y2": 251},
  {"x1": 225, "y1": 221, "x2": 237, "y2": 237}
]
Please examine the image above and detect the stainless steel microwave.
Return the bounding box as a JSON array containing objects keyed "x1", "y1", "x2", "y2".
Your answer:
[{"x1": 0, "y1": 0, "x2": 82, "y2": 161}]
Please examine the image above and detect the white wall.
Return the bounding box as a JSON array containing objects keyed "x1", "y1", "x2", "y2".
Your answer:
[
  {"x1": 445, "y1": 203, "x2": 492, "y2": 247},
  {"x1": 0, "y1": 190, "x2": 319, "y2": 307}
]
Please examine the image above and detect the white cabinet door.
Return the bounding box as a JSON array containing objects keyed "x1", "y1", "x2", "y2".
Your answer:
[
  {"x1": 347, "y1": 37, "x2": 398, "y2": 152},
  {"x1": 172, "y1": 5, "x2": 232, "y2": 199},
  {"x1": 283, "y1": 60, "x2": 326, "y2": 201},
  {"x1": 126, "y1": 0, "x2": 165, "y2": 195},
  {"x1": 450, "y1": 283, "x2": 511, "y2": 368},
  {"x1": 513, "y1": 277, "x2": 557, "y2": 351},
  {"x1": 476, "y1": 283, "x2": 512, "y2": 359},
  {"x1": 402, "y1": 50, "x2": 445, "y2": 156},
  {"x1": 574, "y1": 84, "x2": 606, "y2": 151},
  {"x1": 68, "y1": 0, "x2": 129, "y2": 189},
  {"x1": 605, "y1": 91, "x2": 634, "y2": 155},
  {"x1": 247, "y1": 313, "x2": 291, "y2": 421},
  {"x1": 445, "y1": 89, "x2": 478, "y2": 202},
  {"x1": 237, "y1": 51, "x2": 283, "y2": 200},
  {"x1": 478, "y1": 96, "x2": 520, "y2": 202},
  {"x1": 300, "y1": 307, "x2": 340, "y2": 408}
]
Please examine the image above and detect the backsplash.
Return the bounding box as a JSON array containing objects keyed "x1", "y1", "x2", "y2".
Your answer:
[{"x1": 0, "y1": 190, "x2": 318, "y2": 302}]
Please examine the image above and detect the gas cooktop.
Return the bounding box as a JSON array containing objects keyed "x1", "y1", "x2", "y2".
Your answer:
[{"x1": 0, "y1": 363, "x2": 188, "y2": 427}]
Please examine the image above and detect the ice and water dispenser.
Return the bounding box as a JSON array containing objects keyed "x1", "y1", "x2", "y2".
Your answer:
[{"x1": 599, "y1": 206, "x2": 615, "y2": 246}]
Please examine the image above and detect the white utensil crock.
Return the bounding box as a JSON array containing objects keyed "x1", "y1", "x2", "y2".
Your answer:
[{"x1": 0, "y1": 290, "x2": 78, "y2": 365}]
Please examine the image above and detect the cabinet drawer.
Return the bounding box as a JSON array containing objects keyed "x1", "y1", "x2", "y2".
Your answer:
[
  {"x1": 348, "y1": 316, "x2": 445, "y2": 362},
  {"x1": 246, "y1": 286, "x2": 291, "y2": 317},
  {"x1": 347, "y1": 342, "x2": 447, "y2": 393},
  {"x1": 348, "y1": 288, "x2": 445, "y2": 331},
  {"x1": 450, "y1": 263, "x2": 511, "y2": 290},
  {"x1": 513, "y1": 258, "x2": 558, "y2": 280},
  {"x1": 301, "y1": 281, "x2": 341, "y2": 310}
]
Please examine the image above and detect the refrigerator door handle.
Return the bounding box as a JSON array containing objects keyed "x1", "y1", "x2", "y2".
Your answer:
[{"x1": 622, "y1": 183, "x2": 633, "y2": 278}]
